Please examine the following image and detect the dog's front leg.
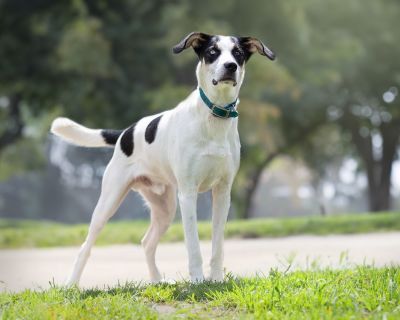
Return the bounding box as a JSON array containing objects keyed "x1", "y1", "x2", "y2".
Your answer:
[
  {"x1": 178, "y1": 191, "x2": 204, "y2": 282},
  {"x1": 209, "y1": 183, "x2": 231, "y2": 281}
]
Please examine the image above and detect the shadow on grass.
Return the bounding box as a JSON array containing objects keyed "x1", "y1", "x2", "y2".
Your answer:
[{"x1": 59, "y1": 274, "x2": 242, "y2": 303}]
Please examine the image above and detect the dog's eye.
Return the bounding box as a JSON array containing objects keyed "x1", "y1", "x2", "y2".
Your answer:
[
  {"x1": 209, "y1": 49, "x2": 217, "y2": 55},
  {"x1": 232, "y1": 48, "x2": 242, "y2": 57}
]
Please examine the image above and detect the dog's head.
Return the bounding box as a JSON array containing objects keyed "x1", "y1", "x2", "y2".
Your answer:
[{"x1": 173, "y1": 32, "x2": 275, "y2": 101}]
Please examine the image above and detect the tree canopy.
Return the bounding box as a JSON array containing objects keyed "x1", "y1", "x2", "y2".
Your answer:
[{"x1": 0, "y1": 0, "x2": 399, "y2": 218}]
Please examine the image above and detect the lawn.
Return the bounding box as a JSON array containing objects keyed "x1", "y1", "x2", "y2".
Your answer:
[
  {"x1": 0, "y1": 266, "x2": 399, "y2": 319},
  {"x1": 0, "y1": 212, "x2": 399, "y2": 248}
]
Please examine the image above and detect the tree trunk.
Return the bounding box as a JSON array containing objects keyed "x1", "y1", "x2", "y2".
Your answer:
[
  {"x1": 0, "y1": 93, "x2": 23, "y2": 152},
  {"x1": 368, "y1": 181, "x2": 390, "y2": 212},
  {"x1": 367, "y1": 123, "x2": 399, "y2": 212},
  {"x1": 242, "y1": 152, "x2": 280, "y2": 219},
  {"x1": 344, "y1": 111, "x2": 400, "y2": 212},
  {"x1": 241, "y1": 122, "x2": 323, "y2": 219}
]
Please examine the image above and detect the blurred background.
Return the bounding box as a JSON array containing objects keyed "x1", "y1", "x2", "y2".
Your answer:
[{"x1": 1, "y1": 0, "x2": 399, "y2": 223}]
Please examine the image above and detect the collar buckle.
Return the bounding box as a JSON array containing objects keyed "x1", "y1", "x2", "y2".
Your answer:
[{"x1": 211, "y1": 104, "x2": 230, "y2": 118}]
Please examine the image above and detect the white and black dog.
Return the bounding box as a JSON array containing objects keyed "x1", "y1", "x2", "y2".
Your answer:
[{"x1": 51, "y1": 32, "x2": 275, "y2": 285}]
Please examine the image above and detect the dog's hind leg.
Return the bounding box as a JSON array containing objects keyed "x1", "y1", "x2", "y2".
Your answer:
[
  {"x1": 140, "y1": 185, "x2": 176, "y2": 282},
  {"x1": 65, "y1": 159, "x2": 132, "y2": 287}
]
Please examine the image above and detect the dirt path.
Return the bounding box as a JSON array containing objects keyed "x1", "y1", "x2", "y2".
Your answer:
[{"x1": 1, "y1": 232, "x2": 399, "y2": 292}]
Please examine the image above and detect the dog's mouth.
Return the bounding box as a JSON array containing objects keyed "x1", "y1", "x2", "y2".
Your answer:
[{"x1": 212, "y1": 77, "x2": 237, "y2": 87}]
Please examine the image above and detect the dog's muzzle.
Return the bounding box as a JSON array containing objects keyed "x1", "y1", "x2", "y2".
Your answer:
[{"x1": 212, "y1": 76, "x2": 237, "y2": 86}]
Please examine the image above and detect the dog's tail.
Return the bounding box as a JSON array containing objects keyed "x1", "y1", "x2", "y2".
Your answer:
[{"x1": 51, "y1": 117, "x2": 122, "y2": 148}]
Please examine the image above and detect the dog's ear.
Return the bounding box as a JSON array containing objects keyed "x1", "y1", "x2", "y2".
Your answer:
[
  {"x1": 172, "y1": 32, "x2": 211, "y2": 54},
  {"x1": 239, "y1": 37, "x2": 276, "y2": 61}
]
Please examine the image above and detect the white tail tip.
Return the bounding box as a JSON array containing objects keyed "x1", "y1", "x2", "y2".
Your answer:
[
  {"x1": 50, "y1": 117, "x2": 107, "y2": 148},
  {"x1": 51, "y1": 117, "x2": 77, "y2": 136}
]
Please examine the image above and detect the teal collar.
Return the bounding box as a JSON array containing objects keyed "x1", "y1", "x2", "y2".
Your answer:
[{"x1": 199, "y1": 87, "x2": 239, "y2": 118}]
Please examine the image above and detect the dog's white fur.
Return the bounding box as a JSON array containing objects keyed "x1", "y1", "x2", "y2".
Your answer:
[{"x1": 51, "y1": 34, "x2": 271, "y2": 285}]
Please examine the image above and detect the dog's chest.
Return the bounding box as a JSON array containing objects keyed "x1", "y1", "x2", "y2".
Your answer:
[
  {"x1": 169, "y1": 104, "x2": 240, "y2": 189},
  {"x1": 196, "y1": 125, "x2": 239, "y2": 191},
  {"x1": 201, "y1": 140, "x2": 231, "y2": 157},
  {"x1": 197, "y1": 152, "x2": 231, "y2": 192},
  {"x1": 200, "y1": 116, "x2": 233, "y2": 155}
]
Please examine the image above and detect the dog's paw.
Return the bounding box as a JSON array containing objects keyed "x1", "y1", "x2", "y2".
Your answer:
[
  {"x1": 157, "y1": 278, "x2": 176, "y2": 285},
  {"x1": 207, "y1": 272, "x2": 224, "y2": 282},
  {"x1": 149, "y1": 272, "x2": 163, "y2": 284},
  {"x1": 190, "y1": 275, "x2": 205, "y2": 283},
  {"x1": 64, "y1": 279, "x2": 79, "y2": 288}
]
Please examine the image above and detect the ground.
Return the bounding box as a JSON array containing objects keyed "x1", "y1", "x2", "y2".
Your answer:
[
  {"x1": 1, "y1": 216, "x2": 399, "y2": 318},
  {"x1": 0, "y1": 266, "x2": 399, "y2": 319},
  {"x1": 1, "y1": 232, "x2": 399, "y2": 292}
]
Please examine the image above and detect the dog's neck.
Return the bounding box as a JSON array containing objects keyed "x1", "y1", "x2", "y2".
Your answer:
[
  {"x1": 190, "y1": 63, "x2": 241, "y2": 145},
  {"x1": 198, "y1": 83, "x2": 239, "y2": 107},
  {"x1": 196, "y1": 63, "x2": 241, "y2": 107}
]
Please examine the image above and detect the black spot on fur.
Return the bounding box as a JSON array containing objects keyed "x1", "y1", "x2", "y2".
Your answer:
[
  {"x1": 101, "y1": 129, "x2": 123, "y2": 145},
  {"x1": 194, "y1": 36, "x2": 221, "y2": 64},
  {"x1": 230, "y1": 40, "x2": 246, "y2": 66},
  {"x1": 145, "y1": 115, "x2": 163, "y2": 144},
  {"x1": 120, "y1": 124, "x2": 136, "y2": 156},
  {"x1": 229, "y1": 37, "x2": 251, "y2": 63}
]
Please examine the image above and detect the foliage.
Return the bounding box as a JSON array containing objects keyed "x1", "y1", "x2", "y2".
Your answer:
[
  {"x1": 0, "y1": 212, "x2": 399, "y2": 249},
  {"x1": 299, "y1": 0, "x2": 400, "y2": 212},
  {"x1": 1, "y1": 0, "x2": 400, "y2": 216},
  {"x1": 1, "y1": 267, "x2": 399, "y2": 319},
  {"x1": 0, "y1": 0, "x2": 172, "y2": 177}
]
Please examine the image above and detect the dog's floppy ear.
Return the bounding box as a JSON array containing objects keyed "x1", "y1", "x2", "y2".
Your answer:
[
  {"x1": 173, "y1": 32, "x2": 211, "y2": 54},
  {"x1": 239, "y1": 37, "x2": 276, "y2": 61}
]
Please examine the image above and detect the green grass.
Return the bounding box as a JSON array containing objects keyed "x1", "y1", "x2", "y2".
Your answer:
[
  {"x1": 0, "y1": 212, "x2": 400, "y2": 249},
  {"x1": 1, "y1": 267, "x2": 399, "y2": 319}
]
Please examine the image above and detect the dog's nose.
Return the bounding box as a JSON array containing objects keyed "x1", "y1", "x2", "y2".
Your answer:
[{"x1": 224, "y1": 62, "x2": 237, "y2": 72}]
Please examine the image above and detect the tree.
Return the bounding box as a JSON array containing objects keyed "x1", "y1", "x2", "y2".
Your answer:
[
  {"x1": 304, "y1": 0, "x2": 400, "y2": 211},
  {"x1": 0, "y1": 0, "x2": 174, "y2": 176},
  {"x1": 2, "y1": 0, "x2": 399, "y2": 218},
  {"x1": 0, "y1": 1, "x2": 72, "y2": 153},
  {"x1": 232, "y1": 0, "x2": 400, "y2": 215}
]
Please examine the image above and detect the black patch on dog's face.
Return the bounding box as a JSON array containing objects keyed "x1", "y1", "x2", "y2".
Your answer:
[
  {"x1": 231, "y1": 46, "x2": 246, "y2": 66},
  {"x1": 145, "y1": 115, "x2": 163, "y2": 144},
  {"x1": 232, "y1": 37, "x2": 252, "y2": 63},
  {"x1": 101, "y1": 129, "x2": 123, "y2": 145},
  {"x1": 120, "y1": 124, "x2": 136, "y2": 156},
  {"x1": 194, "y1": 36, "x2": 221, "y2": 64}
]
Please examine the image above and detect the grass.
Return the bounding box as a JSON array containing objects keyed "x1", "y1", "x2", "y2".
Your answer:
[
  {"x1": 0, "y1": 212, "x2": 399, "y2": 248},
  {"x1": 0, "y1": 266, "x2": 399, "y2": 319}
]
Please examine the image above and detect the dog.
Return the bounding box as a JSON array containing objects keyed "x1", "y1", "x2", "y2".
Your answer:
[{"x1": 51, "y1": 32, "x2": 275, "y2": 285}]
